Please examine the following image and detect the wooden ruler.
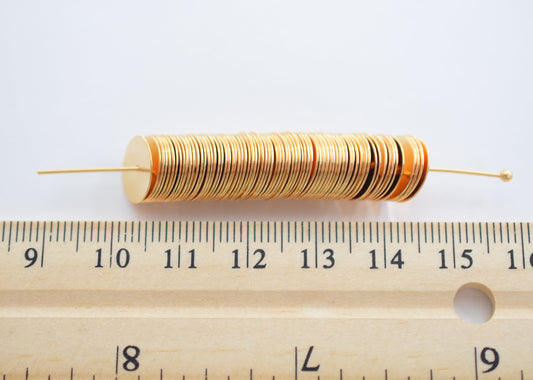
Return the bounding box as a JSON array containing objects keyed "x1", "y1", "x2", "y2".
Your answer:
[{"x1": 1, "y1": 221, "x2": 532, "y2": 379}]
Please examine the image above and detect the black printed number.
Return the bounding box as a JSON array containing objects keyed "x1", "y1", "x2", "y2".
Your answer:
[
  {"x1": 122, "y1": 345, "x2": 140, "y2": 372},
  {"x1": 390, "y1": 250, "x2": 404, "y2": 269},
  {"x1": 24, "y1": 248, "x2": 39, "y2": 268},
  {"x1": 300, "y1": 249, "x2": 335, "y2": 269},
  {"x1": 438, "y1": 249, "x2": 473, "y2": 269},
  {"x1": 460, "y1": 249, "x2": 473, "y2": 269},
  {"x1": 95, "y1": 248, "x2": 130, "y2": 268},
  {"x1": 322, "y1": 249, "x2": 335, "y2": 269},
  {"x1": 232, "y1": 249, "x2": 266, "y2": 269},
  {"x1": 507, "y1": 249, "x2": 533, "y2": 269},
  {"x1": 116, "y1": 248, "x2": 130, "y2": 268},
  {"x1": 480, "y1": 347, "x2": 499, "y2": 373},
  {"x1": 369, "y1": 249, "x2": 404, "y2": 269}
]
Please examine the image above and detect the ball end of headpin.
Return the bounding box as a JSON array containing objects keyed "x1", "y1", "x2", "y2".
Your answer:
[{"x1": 499, "y1": 169, "x2": 513, "y2": 182}]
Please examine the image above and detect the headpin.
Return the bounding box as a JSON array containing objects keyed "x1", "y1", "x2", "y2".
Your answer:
[{"x1": 38, "y1": 133, "x2": 512, "y2": 203}]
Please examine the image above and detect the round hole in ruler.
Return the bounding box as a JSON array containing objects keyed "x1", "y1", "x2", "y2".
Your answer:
[{"x1": 454, "y1": 282, "x2": 495, "y2": 324}]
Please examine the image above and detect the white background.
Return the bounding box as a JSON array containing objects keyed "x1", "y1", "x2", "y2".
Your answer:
[{"x1": 0, "y1": 1, "x2": 531, "y2": 222}]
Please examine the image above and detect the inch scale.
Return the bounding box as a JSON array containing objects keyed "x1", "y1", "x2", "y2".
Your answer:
[{"x1": 0, "y1": 221, "x2": 532, "y2": 379}]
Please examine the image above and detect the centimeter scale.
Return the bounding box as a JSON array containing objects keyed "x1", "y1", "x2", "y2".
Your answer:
[{"x1": 1, "y1": 221, "x2": 532, "y2": 379}]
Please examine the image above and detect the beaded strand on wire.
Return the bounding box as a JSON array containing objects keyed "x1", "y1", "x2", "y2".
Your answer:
[{"x1": 38, "y1": 132, "x2": 512, "y2": 204}]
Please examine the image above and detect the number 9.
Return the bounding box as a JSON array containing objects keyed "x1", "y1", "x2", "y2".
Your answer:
[
  {"x1": 24, "y1": 248, "x2": 38, "y2": 268},
  {"x1": 481, "y1": 347, "x2": 499, "y2": 373}
]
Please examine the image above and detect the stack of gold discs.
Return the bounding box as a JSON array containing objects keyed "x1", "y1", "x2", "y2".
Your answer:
[{"x1": 122, "y1": 133, "x2": 429, "y2": 203}]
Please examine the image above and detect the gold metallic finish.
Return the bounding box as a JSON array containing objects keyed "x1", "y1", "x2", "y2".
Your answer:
[
  {"x1": 228, "y1": 134, "x2": 247, "y2": 199},
  {"x1": 160, "y1": 135, "x2": 178, "y2": 200},
  {"x1": 279, "y1": 133, "x2": 298, "y2": 198},
  {"x1": 37, "y1": 167, "x2": 150, "y2": 174},
  {"x1": 342, "y1": 134, "x2": 367, "y2": 198},
  {"x1": 310, "y1": 133, "x2": 338, "y2": 198},
  {"x1": 157, "y1": 135, "x2": 175, "y2": 200},
  {"x1": 406, "y1": 136, "x2": 427, "y2": 200},
  {"x1": 429, "y1": 167, "x2": 513, "y2": 182},
  {"x1": 303, "y1": 133, "x2": 326, "y2": 198},
  {"x1": 175, "y1": 135, "x2": 196, "y2": 200},
  {"x1": 121, "y1": 136, "x2": 153, "y2": 203},
  {"x1": 251, "y1": 133, "x2": 275, "y2": 198},
  {"x1": 223, "y1": 135, "x2": 238, "y2": 199},
  {"x1": 406, "y1": 136, "x2": 430, "y2": 201},
  {"x1": 148, "y1": 136, "x2": 166, "y2": 200},
  {"x1": 145, "y1": 136, "x2": 161, "y2": 199},
  {"x1": 367, "y1": 135, "x2": 389, "y2": 200},
  {"x1": 38, "y1": 132, "x2": 512, "y2": 203},
  {"x1": 193, "y1": 135, "x2": 216, "y2": 200},
  {"x1": 323, "y1": 134, "x2": 342, "y2": 197},
  {"x1": 147, "y1": 135, "x2": 163, "y2": 200},
  {"x1": 235, "y1": 134, "x2": 256, "y2": 199},
  {"x1": 327, "y1": 134, "x2": 349, "y2": 199},
  {"x1": 223, "y1": 134, "x2": 242, "y2": 200},
  {"x1": 283, "y1": 133, "x2": 307, "y2": 198},
  {"x1": 408, "y1": 136, "x2": 428, "y2": 200},
  {"x1": 374, "y1": 135, "x2": 397, "y2": 200},
  {"x1": 288, "y1": 133, "x2": 314, "y2": 197},
  {"x1": 266, "y1": 134, "x2": 289, "y2": 199},
  {"x1": 398, "y1": 135, "x2": 423, "y2": 201},
  {"x1": 388, "y1": 135, "x2": 415, "y2": 201},
  {"x1": 355, "y1": 134, "x2": 378, "y2": 199},
  {"x1": 225, "y1": 135, "x2": 246, "y2": 199},
  {"x1": 381, "y1": 135, "x2": 400, "y2": 199},
  {"x1": 170, "y1": 135, "x2": 188, "y2": 200},
  {"x1": 206, "y1": 135, "x2": 226, "y2": 200},
  {"x1": 185, "y1": 135, "x2": 207, "y2": 200},
  {"x1": 335, "y1": 134, "x2": 359, "y2": 199},
  {"x1": 395, "y1": 136, "x2": 419, "y2": 201}
]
